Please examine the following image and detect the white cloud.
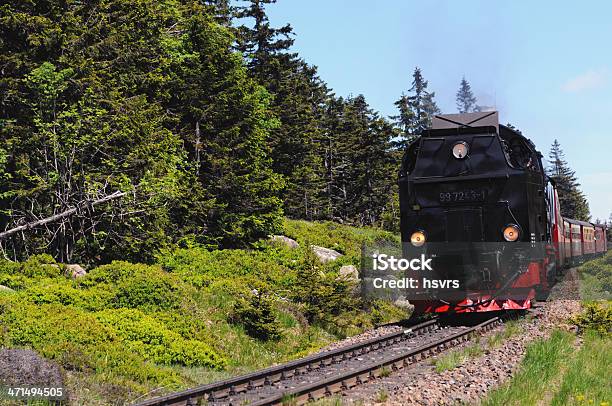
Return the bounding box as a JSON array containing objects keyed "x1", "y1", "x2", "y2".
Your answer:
[{"x1": 561, "y1": 69, "x2": 608, "y2": 92}]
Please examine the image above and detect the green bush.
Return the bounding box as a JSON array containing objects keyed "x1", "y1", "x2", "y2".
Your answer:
[
  {"x1": 230, "y1": 291, "x2": 281, "y2": 341},
  {"x1": 22, "y1": 254, "x2": 61, "y2": 278},
  {"x1": 0, "y1": 273, "x2": 29, "y2": 290},
  {"x1": 0, "y1": 254, "x2": 60, "y2": 278},
  {"x1": 95, "y1": 308, "x2": 226, "y2": 369},
  {"x1": 23, "y1": 282, "x2": 112, "y2": 311},
  {"x1": 292, "y1": 249, "x2": 358, "y2": 325},
  {"x1": 158, "y1": 246, "x2": 298, "y2": 289},
  {"x1": 282, "y1": 219, "x2": 399, "y2": 258},
  {"x1": 2, "y1": 302, "x2": 116, "y2": 349},
  {"x1": 579, "y1": 254, "x2": 612, "y2": 300},
  {"x1": 0, "y1": 300, "x2": 213, "y2": 388},
  {"x1": 81, "y1": 261, "x2": 161, "y2": 285},
  {"x1": 113, "y1": 275, "x2": 180, "y2": 311},
  {"x1": 369, "y1": 299, "x2": 408, "y2": 325},
  {"x1": 0, "y1": 259, "x2": 22, "y2": 275},
  {"x1": 78, "y1": 261, "x2": 184, "y2": 311},
  {"x1": 571, "y1": 302, "x2": 612, "y2": 336}
]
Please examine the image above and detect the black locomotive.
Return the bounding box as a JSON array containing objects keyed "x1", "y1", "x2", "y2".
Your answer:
[{"x1": 399, "y1": 112, "x2": 557, "y2": 313}]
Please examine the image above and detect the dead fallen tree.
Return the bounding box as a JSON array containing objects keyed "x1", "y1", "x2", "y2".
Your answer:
[{"x1": 0, "y1": 190, "x2": 128, "y2": 240}]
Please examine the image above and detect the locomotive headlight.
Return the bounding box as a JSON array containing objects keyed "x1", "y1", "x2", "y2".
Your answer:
[
  {"x1": 452, "y1": 141, "x2": 469, "y2": 159},
  {"x1": 503, "y1": 224, "x2": 520, "y2": 242},
  {"x1": 410, "y1": 230, "x2": 426, "y2": 247}
]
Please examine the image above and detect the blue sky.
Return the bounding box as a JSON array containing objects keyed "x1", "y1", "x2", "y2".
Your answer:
[{"x1": 265, "y1": 0, "x2": 612, "y2": 222}]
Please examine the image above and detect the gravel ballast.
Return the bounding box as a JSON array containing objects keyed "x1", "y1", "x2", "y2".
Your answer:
[{"x1": 339, "y1": 271, "x2": 583, "y2": 405}]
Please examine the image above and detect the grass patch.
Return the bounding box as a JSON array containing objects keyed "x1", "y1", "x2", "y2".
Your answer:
[
  {"x1": 577, "y1": 250, "x2": 612, "y2": 301},
  {"x1": 550, "y1": 330, "x2": 611, "y2": 405},
  {"x1": 434, "y1": 341, "x2": 485, "y2": 372},
  {"x1": 480, "y1": 254, "x2": 611, "y2": 406},
  {"x1": 310, "y1": 396, "x2": 346, "y2": 406},
  {"x1": 486, "y1": 320, "x2": 523, "y2": 348},
  {"x1": 481, "y1": 330, "x2": 575, "y2": 406},
  {"x1": 375, "y1": 388, "x2": 389, "y2": 403},
  {"x1": 379, "y1": 365, "x2": 392, "y2": 377}
]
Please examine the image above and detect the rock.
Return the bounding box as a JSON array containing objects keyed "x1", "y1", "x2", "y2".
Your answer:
[
  {"x1": 311, "y1": 245, "x2": 343, "y2": 263},
  {"x1": 269, "y1": 235, "x2": 299, "y2": 249},
  {"x1": 0, "y1": 285, "x2": 14, "y2": 293},
  {"x1": 0, "y1": 349, "x2": 64, "y2": 389},
  {"x1": 393, "y1": 298, "x2": 414, "y2": 311},
  {"x1": 338, "y1": 265, "x2": 359, "y2": 281},
  {"x1": 66, "y1": 264, "x2": 86, "y2": 279}
]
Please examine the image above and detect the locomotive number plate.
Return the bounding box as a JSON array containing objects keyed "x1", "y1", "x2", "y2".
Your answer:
[{"x1": 439, "y1": 189, "x2": 486, "y2": 203}]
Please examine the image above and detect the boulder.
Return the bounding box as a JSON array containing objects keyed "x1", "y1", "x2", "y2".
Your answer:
[
  {"x1": 0, "y1": 285, "x2": 14, "y2": 293},
  {"x1": 0, "y1": 349, "x2": 64, "y2": 389},
  {"x1": 269, "y1": 235, "x2": 299, "y2": 249},
  {"x1": 393, "y1": 298, "x2": 414, "y2": 311},
  {"x1": 338, "y1": 265, "x2": 359, "y2": 281},
  {"x1": 66, "y1": 264, "x2": 86, "y2": 279},
  {"x1": 311, "y1": 245, "x2": 343, "y2": 263}
]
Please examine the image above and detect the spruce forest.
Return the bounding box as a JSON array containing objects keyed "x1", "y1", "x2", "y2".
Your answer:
[{"x1": 0, "y1": 0, "x2": 591, "y2": 265}]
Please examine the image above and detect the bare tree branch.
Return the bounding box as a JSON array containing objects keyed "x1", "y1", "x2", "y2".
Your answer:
[{"x1": 0, "y1": 189, "x2": 128, "y2": 240}]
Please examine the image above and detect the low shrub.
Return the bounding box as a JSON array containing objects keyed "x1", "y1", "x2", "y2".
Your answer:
[
  {"x1": 282, "y1": 219, "x2": 399, "y2": 258},
  {"x1": 0, "y1": 273, "x2": 29, "y2": 290},
  {"x1": 292, "y1": 249, "x2": 358, "y2": 325},
  {"x1": 570, "y1": 302, "x2": 611, "y2": 336},
  {"x1": 369, "y1": 299, "x2": 408, "y2": 325},
  {"x1": 0, "y1": 259, "x2": 21, "y2": 275},
  {"x1": 23, "y1": 282, "x2": 112, "y2": 311},
  {"x1": 113, "y1": 275, "x2": 180, "y2": 311},
  {"x1": 230, "y1": 291, "x2": 282, "y2": 341},
  {"x1": 81, "y1": 261, "x2": 162, "y2": 285},
  {"x1": 2, "y1": 302, "x2": 116, "y2": 350},
  {"x1": 158, "y1": 246, "x2": 298, "y2": 289},
  {"x1": 0, "y1": 301, "x2": 208, "y2": 387},
  {"x1": 0, "y1": 254, "x2": 60, "y2": 278},
  {"x1": 78, "y1": 261, "x2": 184, "y2": 311},
  {"x1": 95, "y1": 308, "x2": 226, "y2": 369}
]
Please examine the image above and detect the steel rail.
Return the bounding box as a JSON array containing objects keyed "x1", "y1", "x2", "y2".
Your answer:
[
  {"x1": 132, "y1": 318, "x2": 439, "y2": 406},
  {"x1": 248, "y1": 315, "x2": 504, "y2": 406}
]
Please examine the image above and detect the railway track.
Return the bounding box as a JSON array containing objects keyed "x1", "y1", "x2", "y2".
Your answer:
[{"x1": 133, "y1": 314, "x2": 518, "y2": 406}]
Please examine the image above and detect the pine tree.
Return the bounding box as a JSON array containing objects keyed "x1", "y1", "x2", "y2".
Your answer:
[
  {"x1": 547, "y1": 140, "x2": 590, "y2": 221},
  {"x1": 456, "y1": 76, "x2": 477, "y2": 113},
  {"x1": 234, "y1": 0, "x2": 331, "y2": 220},
  {"x1": 234, "y1": 0, "x2": 295, "y2": 78},
  {"x1": 391, "y1": 67, "x2": 440, "y2": 148},
  {"x1": 321, "y1": 95, "x2": 394, "y2": 225},
  {"x1": 202, "y1": 0, "x2": 233, "y2": 26}
]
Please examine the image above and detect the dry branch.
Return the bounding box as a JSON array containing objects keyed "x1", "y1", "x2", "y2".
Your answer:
[{"x1": 0, "y1": 190, "x2": 128, "y2": 240}]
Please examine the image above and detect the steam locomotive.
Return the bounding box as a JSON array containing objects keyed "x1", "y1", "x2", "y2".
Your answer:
[{"x1": 398, "y1": 112, "x2": 607, "y2": 313}]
